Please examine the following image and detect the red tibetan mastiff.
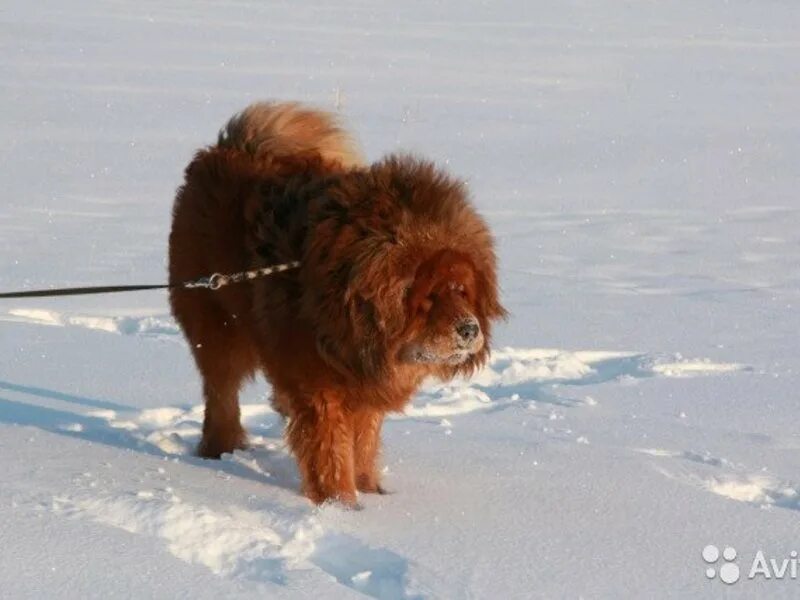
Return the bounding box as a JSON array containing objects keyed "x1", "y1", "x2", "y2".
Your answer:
[{"x1": 169, "y1": 102, "x2": 505, "y2": 506}]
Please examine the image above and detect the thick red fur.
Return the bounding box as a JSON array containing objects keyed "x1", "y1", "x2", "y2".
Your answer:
[{"x1": 169, "y1": 102, "x2": 506, "y2": 506}]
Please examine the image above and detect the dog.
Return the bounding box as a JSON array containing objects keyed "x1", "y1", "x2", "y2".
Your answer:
[{"x1": 169, "y1": 101, "x2": 506, "y2": 506}]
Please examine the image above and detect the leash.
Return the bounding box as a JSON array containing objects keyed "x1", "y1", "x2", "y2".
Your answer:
[{"x1": 0, "y1": 261, "x2": 301, "y2": 299}]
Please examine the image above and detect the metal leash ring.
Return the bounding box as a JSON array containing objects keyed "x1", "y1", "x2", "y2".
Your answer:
[{"x1": 207, "y1": 273, "x2": 228, "y2": 290}]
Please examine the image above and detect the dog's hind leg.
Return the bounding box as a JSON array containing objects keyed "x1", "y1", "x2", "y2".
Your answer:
[
  {"x1": 172, "y1": 292, "x2": 258, "y2": 459},
  {"x1": 270, "y1": 387, "x2": 291, "y2": 419}
]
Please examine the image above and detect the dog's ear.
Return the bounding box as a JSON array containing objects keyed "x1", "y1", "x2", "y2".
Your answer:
[
  {"x1": 313, "y1": 307, "x2": 386, "y2": 380},
  {"x1": 305, "y1": 254, "x2": 405, "y2": 381},
  {"x1": 475, "y1": 267, "x2": 508, "y2": 324},
  {"x1": 300, "y1": 176, "x2": 406, "y2": 381}
]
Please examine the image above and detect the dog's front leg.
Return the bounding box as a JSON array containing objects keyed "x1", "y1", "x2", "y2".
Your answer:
[
  {"x1": 287, "y1": 389, "x2": 358, "y2": 507},
  {"x1": 353, "y1": 407, "x2": 387, "y2": 494}
]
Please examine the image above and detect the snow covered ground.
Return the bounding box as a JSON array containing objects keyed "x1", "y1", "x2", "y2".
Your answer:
[{"x1": 2, "y1": 1, "x2": 799, "y2": 597}]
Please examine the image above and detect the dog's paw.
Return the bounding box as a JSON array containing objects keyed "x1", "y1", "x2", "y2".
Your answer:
[
  {"x1": 355, "y1": 473, "x2": 390, "y2": 494},
  {"x1": 196, "y1": 432, "x2": 248, "y2": 459}
]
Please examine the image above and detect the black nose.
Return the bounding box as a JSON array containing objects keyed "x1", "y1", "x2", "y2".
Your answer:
[{"x1": 456, "y1": 320, "x2": 480, "y2": 343}]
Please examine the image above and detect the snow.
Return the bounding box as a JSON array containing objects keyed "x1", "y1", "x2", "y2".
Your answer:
[{"x1": 2, "y1": 0, "x2": 799, "y2": 598}]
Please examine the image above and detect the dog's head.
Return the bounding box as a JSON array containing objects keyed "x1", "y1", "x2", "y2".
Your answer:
[
  {"x1": 305, "y1": 155, "x2": 506, "y2": 382},
  {"x1": 398, "y1": 249, "x2": 490, "y2": 372}
]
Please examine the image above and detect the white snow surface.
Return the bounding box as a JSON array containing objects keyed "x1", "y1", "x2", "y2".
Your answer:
[{"x1": 2, "y1": 1, "x2": 799, "y2": 598}]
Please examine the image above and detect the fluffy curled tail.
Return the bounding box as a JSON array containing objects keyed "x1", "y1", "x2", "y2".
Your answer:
[{"x1": 217, "y1": 101, "x2": 364, "y2": 169}]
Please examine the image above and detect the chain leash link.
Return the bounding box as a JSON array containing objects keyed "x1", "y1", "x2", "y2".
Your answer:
[{"x1": 182, "y1": 260, "x2": 301, "y2": 290}]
